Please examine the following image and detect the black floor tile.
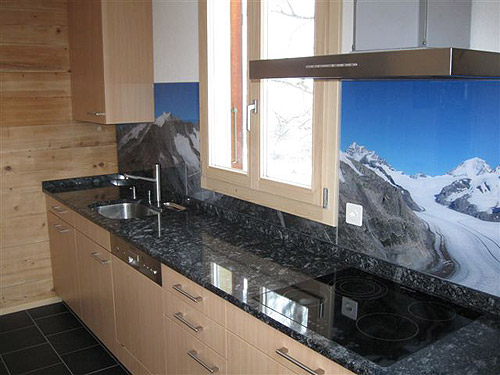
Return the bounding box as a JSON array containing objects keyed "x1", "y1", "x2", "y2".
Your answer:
[
  {"x1": 48, "y1": 327, "x2": 98, "y2": 355},
  {"x1": 35, "y1": 313, "x2": 81, "y2": 336},
  {"x1": 0, "y1": 360, "x2": 9, "y2": 375},
  {"x1": 90, "y1": 366, "x2": 129, "y2": 375},
  {"x1": 28, "y1": 303, "x2": 68, "y2": 320},
  {"x1": 0, "y1": 311, "x2": 33, "y2": 334},
  {"x1": 0, "y1": 326, "x2": 46, "y2": 354},
  {"x1": 62, "y1": 346, "x2": 117, "y2": 375},
  {"x1": 3, "y1": 343, "x2": 60, "y2": 375},
  {"x1": 24, "y1": 363, "x2": 72, "y2": 375}
]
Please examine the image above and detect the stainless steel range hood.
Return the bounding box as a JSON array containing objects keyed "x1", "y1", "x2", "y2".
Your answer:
[{"x1": 249, "y1": 48, "x2": 500, "y2": 80}]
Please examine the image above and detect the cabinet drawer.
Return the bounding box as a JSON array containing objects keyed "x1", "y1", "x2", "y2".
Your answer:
[
  {"x1": 74, "y1": 213, "x2": 111, "y2": 251},
  {"x1": 165, "y1": 290, "x2": 227, "y2": 358},
  {"x1": 227, "y1": 332, "x2": 293, "y2": 374},
  {"x1": 162, "y1": 265, "x2": 226, "y2": 326},
  {"x1": 165, "y1": 317, "x2": 227, "y2": 375},
  {"x1": 227, "y1": 304, "x2": 355, "y2": 375},
  {"x1": 46, "y1": 195, "x2": 74, "y2": 226}
]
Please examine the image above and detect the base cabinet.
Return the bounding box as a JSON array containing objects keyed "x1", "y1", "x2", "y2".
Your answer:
[
  {"x1": 75, "y1": 231, "x2": 116, "y2": 353},
  {"x1": 165, "y1": 317, "x2": 227, "y2": 375},
  {"x1": 47, "y1": 212, "x2": 80, "y2": 315},
  {"x1": 112, "y1": 255, "x2": 165, "y2": 375}
]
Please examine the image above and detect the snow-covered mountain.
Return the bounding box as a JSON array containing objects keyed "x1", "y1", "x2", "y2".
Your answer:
[
  {"x1": 340, "y1": 142, "x2": 500, "y2": 296},
  {"x1": 448, "y1": 157, "x2": 492, "y2": 178},
  {"x1": 342, "y1": 143, "x2": 500, "y2": 221}
]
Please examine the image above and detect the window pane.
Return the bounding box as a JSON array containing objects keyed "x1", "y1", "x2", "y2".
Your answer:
[
  {"x1": 261, "y1": 0, "x2": 315, "y2": 187},
  {"x1": 263, "y1": 0, "x2": 315, "y2": 59},
  {"x1": 261, "y1": 78, "x2": 313, "y2": 187},
  {"x1": 207, "y1": 0, "x2": 247, "y2": 172}
]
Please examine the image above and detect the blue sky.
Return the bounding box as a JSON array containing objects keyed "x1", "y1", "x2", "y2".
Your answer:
[
  {"x1": 154, "y1": 82, "x2": 200, "y2": 122},
  {"x1": 341, "y1": 80, "x2": 500, "y2": 176}
]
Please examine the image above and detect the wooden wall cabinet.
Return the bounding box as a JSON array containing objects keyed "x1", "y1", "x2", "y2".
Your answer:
[
  {"x1": 113, "y1": 255, "x2": 165, "y2": 375},
  {"x1": 68, "y1": 0, "x2": 154, "y2": 124},
  {"x1": 47, "y1": 212, "x2": 80, "y2": 315},
  {"x1": 75, "y1": 231, "x2": 116, "y2": 353}
]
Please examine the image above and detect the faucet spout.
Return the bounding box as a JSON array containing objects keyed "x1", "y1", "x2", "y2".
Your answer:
[{"x1": 123, "y1": 163, "x2": 162, "y2": 208}]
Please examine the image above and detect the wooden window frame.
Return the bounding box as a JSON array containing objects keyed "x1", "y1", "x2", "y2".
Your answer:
[{"x1": 199, "y1": 0, "x2": 342, "y2": 226}]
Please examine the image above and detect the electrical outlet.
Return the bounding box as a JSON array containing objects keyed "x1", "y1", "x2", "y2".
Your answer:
[
  {"x1": 341, "y1": 296, "x2": 358, "y2": 320},
  {"x1": 346, "y1": 203, "x2": 363, "y2": 226}
]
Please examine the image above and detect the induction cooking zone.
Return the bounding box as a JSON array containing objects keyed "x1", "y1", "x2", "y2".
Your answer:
[{"x1": 254, "y1": 268, "x2": 481, "y2": 367}]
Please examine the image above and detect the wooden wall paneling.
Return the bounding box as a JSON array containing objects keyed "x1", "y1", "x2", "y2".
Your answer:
[
  {"x1": 0, "y1": 1, "x2": 67, "y2": 12},
  {"x1": 0, "y1": 8, "x2": 67, "y2": 26},
  {"x1": 0, "y1": 122, "x2": 116, "y2": 152},
  {"x1": 1, "y1": 186, "x2": 46, "y2": 219},
  {"x1": 0, "y1": 0, "x2": 118, "y2": 314},
  {"x1": 1, "y1": 242, "x2": 52, "y2": 288},
  {"x1": 0, "y1": 25, "x2": 68, "y2": 46},
  {"x1": 0, "y1": 213, "x2": 48, "y2": 248}
]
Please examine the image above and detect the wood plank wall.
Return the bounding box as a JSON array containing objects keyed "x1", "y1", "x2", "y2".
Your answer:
[{"x1": 0, "y1": 0, "x2": 118, "y2": 314}]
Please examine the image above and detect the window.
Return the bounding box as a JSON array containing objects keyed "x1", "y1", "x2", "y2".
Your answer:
[{"x1": 199, "y1": 0, "x2": 342, "y2": 225}]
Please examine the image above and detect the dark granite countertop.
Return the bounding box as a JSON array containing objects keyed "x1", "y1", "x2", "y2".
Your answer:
[{"x1": 42, "y1": 175, "x2": 500, "y2": 375}]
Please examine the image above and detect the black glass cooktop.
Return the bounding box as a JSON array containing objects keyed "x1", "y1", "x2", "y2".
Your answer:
[{"x1": 254, "y1": 268, "x2": 481, "y2": 367}]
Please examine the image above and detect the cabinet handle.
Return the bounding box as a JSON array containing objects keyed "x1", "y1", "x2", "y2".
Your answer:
[
  {"x1": 172, "y1": 284, "x2": 203, "y2": 303},
  {"x1": 52, "y1": 205, "x2": 68, "y2": 214},
  {"x1": 53, "y1": 224, "x2": 70, "y2": 233},
  {"x1": 87, "y1": 111, "x2": 106, "y2": 116},
  {"x1": 275, "y1": 347, "x2": 324, "y2": 375},
  {"x1": 246, "y1": 99, "x2": 258, "y2": 131},
  {"x1": 174, "y1": 312, "x2": 203, "y2": 333},
  {"x1": 91, "y1": 252, "x2": 110, "y2": 265},
  {"x1": 187, "y1": 350, "x2": 218, "y2": 373}
]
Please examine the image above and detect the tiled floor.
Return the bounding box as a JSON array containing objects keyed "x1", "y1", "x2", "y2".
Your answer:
[{"x1": 0, "y1": 303, "x2": 129, "y2": 375}]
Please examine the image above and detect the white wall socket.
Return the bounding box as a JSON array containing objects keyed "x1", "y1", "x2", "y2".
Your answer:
[{"x1": 346, "y1": 203, "x2": 363, "y2": 226}]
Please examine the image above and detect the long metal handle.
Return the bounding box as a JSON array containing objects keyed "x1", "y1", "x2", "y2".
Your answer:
[
  {"x1": 275, "y1": 347, "x2": 324, "y2": 375},
  {"x1": 87, "y1": 111, "x2": 106, "y2": 116},
  {"x1": 174, "y1": 312, "x2": 203, "y2": 333},
  {"x1": 231, "y1": 107, "x2": 238, "y2": 164},
  {"x1": 246, "y1": 100, "x2": 257, "y2": 131},
  {"x1": 53, "y1": 224, "x2": 70, "y2": 233},
  {"x1": 172, "y1": 284, "x2": 203, "y2": 303},
  {"x1": 52, "y1": 205, "x2": 68, "y2": 214},
  {"x1": 91, "y1": 252, "x2": 110, "y2": 265},
  {"x1": 187, "y1": 350, "x2": 218, "y2": 373}
]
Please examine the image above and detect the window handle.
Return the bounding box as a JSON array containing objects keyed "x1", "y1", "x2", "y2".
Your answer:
[
  {"x1": 231, "y1": 107, "x2": 238, "y2": 164},
  {"x1": 247, "y1": 100, "x2": 258, "y2": 131}
]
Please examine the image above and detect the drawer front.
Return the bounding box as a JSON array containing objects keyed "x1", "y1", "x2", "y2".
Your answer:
[
  {"x1": 165, "y1": 317, "x2": 227, "y2": 375},
  {"x1": 227, "y1": 304, "x2": 355, "y2": 375},
  {"x1": 74, "y1": 212, "x2": 111, "y2": 251},
  {"x1": 163, "y1": 265, "x2": 226, "y2": 326},
  {"x1": 165, "y1": 290, "x2": 227, "y2": 358},
  {"x1": 227, "y1": 332, "x2": 293, "y2": 375},
  {"x1": 46, "y1": 195, "x2": 74, "y2": 226}
]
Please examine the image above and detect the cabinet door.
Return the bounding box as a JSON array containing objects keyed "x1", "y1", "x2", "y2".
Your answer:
[
  {"x1": 75, "y1": 231, "x2": 115, "y2": 352},
  {"x1": 165, "y1": 317, "x2": 227, "y2": 375},
  {"x1": 112, "y1": 255, "x2": 165, "y2": 375},
  {"x1": 47, "y1": 212, "x2": 80, "y2": 315},
  {"x1": 227, "y1": 332, "x2": 292, "y2": 375},
  {"x1": 68, "y1": 0, "x2": 106, "y2": 123}
]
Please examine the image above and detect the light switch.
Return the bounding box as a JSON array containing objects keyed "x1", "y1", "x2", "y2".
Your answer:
[{"x1": 346, "y1": 203, "x2": 363, "y2": 226}]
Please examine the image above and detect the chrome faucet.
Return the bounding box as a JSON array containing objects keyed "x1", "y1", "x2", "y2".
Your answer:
[{"x1": 123, "y1": 163, "x2": 162, "y2": 208}]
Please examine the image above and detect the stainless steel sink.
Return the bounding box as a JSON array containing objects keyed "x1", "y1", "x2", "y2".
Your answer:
[{"x1": 96, "y1": 202, "x2": 158, "y2": 220}]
